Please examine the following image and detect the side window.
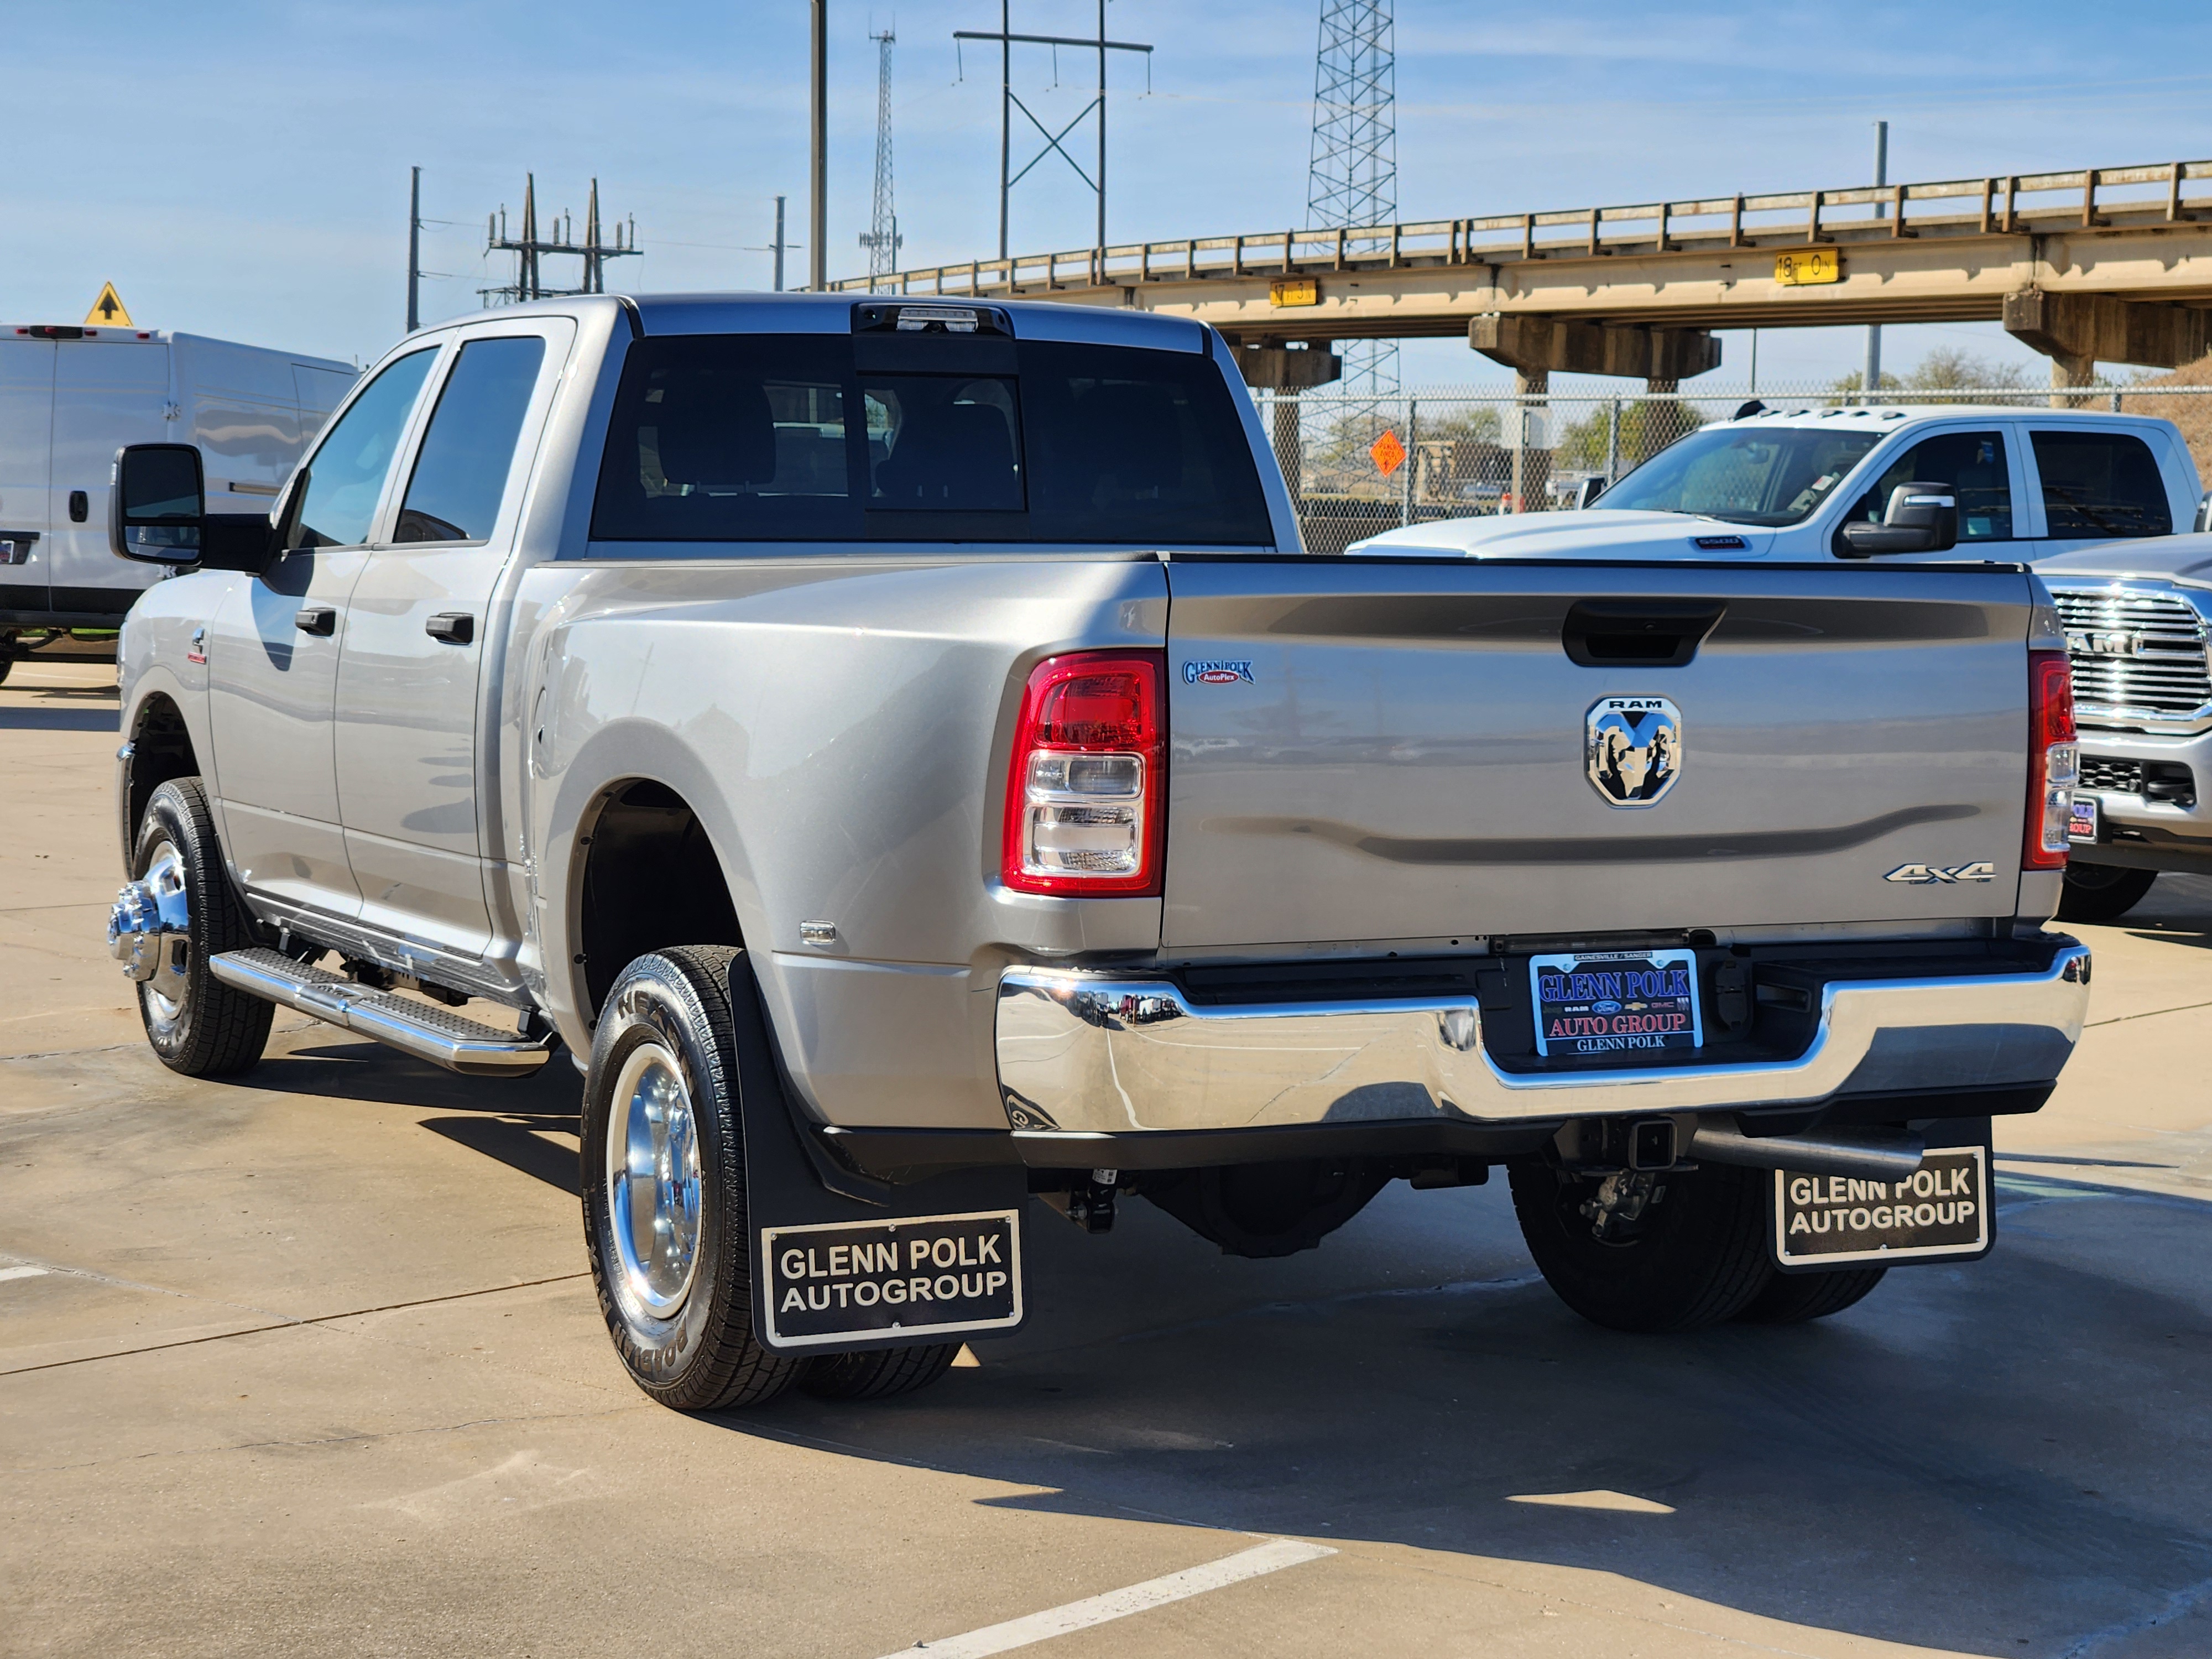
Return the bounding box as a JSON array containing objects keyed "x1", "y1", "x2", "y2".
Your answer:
[
  {"x1": 395, "y1": 336, "x2": 549, "y2": 544},
  {"x1": 2032, "y1": 429, "x2": 2173, "y2": 538},
  {"x1": 1834, "y1": 430, "x2": 2012, "y2": 552},
  {"x1": 294, "y1": 349, "x2": 437, "y2": 548}
]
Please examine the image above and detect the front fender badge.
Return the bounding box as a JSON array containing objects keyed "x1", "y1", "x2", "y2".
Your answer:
[{"x1": 1585, "y1": 696, "x2": 1682, "y2": 807}]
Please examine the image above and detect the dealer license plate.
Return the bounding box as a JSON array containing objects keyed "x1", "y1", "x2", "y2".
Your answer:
[
  {"x1": 760, "y1": 1209, "x2": 1021, "y2": 1349},
  {"x1": 1529, "y1": 948, "x2": 1702, "y2": 1060},
  {"x1": 1772, "y1": 1145, "x2": 1989, "y2": 1268},
  {"x1": 2069, "y1": 795, "x2": 2101, "y2": 843}
]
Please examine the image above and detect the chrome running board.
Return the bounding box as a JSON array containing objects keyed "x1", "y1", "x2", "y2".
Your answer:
[{"x1": 210, "y1": 948, "x2": 555, "y2": 1077}]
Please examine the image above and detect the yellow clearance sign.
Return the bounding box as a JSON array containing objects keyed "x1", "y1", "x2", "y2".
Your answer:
[
  {"x1": 85, "y1": 283, "x2": 133, "y2": 327},
  {"x1": 1774, "y1": 249, "x2": 1840, "y2": 287}
]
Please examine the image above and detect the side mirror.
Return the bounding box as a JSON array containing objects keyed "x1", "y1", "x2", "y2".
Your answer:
[
  {"x1": 109, "y1": 443, "x2": 205, "y2": 565},
  {"x1": 1574, "y1": 475, "x2": 1609, "y2": 510},
  {"x1": 1838, "y1": 480, "x2": 1959, "y2": 557},
  {"x1": 110, "y1": 442, "x2": 280, "y2": 573},
  {"x1": 2193, "y1": 488, "x2": 2210, "y2": 534}
]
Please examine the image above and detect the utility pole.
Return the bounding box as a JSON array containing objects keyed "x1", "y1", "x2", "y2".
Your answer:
[
  {"x1": 1308, "y1": 1, "x2": 1399, "y2": 397},
  {"x1": 1863, "y1": 120, "x2": 1888, "y2": 402},
  {"x1": 809, "y1": 0, "x2": 828, "y2": 291},
  {"x1": 858, "y1": 26, "x2": 902, "y2": 288},
  {"x1": 406, "y1": 166, "x2": 422, "y2": 333},
  {"x1": 954, "y1": 5, "x2": 1152, "y2": 267},
  {"x1": 748, "y1": 196, "x2": 800, "y2": 290}
]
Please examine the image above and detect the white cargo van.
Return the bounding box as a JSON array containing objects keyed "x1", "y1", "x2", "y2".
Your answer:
[{"x1": 0, "y1": 323, "x2": 354, "y2": 675}]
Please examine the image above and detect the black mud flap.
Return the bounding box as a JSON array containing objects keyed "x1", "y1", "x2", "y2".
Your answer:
[
  {"x1": 1769, "y1": 1115, "x2": 1994, "y2": 1272},
  {"x1": 728, "y1": 959, "x2": 1029, "y2": 1356}
]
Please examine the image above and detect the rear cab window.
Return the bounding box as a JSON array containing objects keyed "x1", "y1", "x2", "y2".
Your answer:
[
  {"x1": 588, "y1": 312, "x2": 1273, "y2": 547},
  {"x1": 2029, "y1": 428, "x2": 2173, "y2": 538}
]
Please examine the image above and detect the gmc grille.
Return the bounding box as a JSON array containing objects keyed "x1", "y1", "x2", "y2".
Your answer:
[{"x1": 2051, "y1": 588, "x2": 2212, "y2": 723}]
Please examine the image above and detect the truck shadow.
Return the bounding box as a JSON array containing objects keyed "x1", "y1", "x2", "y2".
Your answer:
[
  {"x1": 705, "y1": 1171, "x2": 2212, "y2": 1658},
  {"x1": 0, "y1": 706, "x2": 121, "y2": 732}
]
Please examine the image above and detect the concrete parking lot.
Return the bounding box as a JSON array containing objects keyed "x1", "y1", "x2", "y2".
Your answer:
[{"x1": 5, "y1": 654, "x2": 2212, "y2": 1659}]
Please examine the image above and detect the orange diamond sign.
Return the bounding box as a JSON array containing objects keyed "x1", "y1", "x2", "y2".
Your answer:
[{"x1": 1369, "y1": 429, "x2": 1407, "y2": 478}]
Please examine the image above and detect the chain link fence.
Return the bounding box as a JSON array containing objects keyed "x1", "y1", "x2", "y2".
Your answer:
[{"x1": 1260, "y1": 382, "x2": 2212, "y2": 554}]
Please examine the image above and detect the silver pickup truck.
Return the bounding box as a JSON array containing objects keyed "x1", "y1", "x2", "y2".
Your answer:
[
  {"x1": 2034, "y1": 539, "x2": 2212, "y2": 921},
  {"x1": 103, "y1": 294, "x2": 2090, "y2": 1412}
]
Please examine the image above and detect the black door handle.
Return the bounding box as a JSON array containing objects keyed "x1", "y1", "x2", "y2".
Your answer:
[
  {"x1": 425, "y1": 612, "x2": 475, "y2": 644},
  {"x1": 294, "y1": 607, "x2": 337, "y2": 637}
]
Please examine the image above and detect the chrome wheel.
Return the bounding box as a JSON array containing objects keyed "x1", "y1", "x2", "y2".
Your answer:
[
  {"x1": 139, "y1": 838, "x2": 192, "y2": 1029},
  {"x1": 604, "y1": 1040, "x2": 703, "y2": 1322}
]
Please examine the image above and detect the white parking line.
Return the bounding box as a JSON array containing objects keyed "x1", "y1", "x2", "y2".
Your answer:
[
  {"x1": 0, "y1": 1264, "x2": 49, "y2": 1282},
  {"x1": 880, "y1": 1537, "x2": 1336, "y2": 1658}
]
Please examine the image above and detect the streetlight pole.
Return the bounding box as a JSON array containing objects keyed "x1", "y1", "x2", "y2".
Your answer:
[{"x1": 1863, "y1": 120, "x2": 1887, "y2": 402}]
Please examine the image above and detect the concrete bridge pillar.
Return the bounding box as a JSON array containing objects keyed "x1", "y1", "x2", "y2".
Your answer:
[
  {"x1": 1233, "y1": 343, "x2": 1340, "y2": 515},
  {"x1": 1468, "y1": 315, "x2": 1722, "y2": 383},
  {"x1": 1470, "y1": 316, "x2": 1720, "y2": 498},
  {"x1": 1511, "y1": 368, "x2": 1549, "y2": 512},
  {"x1": 2003, "y1": 289, "x2": 2209, "y2": 408}
]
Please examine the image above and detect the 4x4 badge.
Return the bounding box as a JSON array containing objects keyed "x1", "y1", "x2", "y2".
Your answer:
[{"x1": 1884, "y1": 862, "x2": 1996, "y2": 884}]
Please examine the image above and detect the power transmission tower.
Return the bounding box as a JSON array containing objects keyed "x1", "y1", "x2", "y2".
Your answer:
[
  {"x1": 483, "y1": 175, "x2": 640, "y2": 305},
  {"x1": 955, "y1": 2, "x2": 1152, "y2": 262},
  {"x1": 858, "y1": 26, "x2": 902, "y2": 289},
  {"x1": 1307, "y1": 0, "x2": 1397, "y2": 395}
]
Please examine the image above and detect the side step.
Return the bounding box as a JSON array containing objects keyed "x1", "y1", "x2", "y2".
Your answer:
[{"x1": 210, "y1": 948, "x2": 555, "y2": 1078}]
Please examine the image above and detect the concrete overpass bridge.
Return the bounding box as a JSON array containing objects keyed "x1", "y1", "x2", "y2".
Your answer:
[{"x1": 826, "y1": 159, "x2": 2212, "y2": 393}]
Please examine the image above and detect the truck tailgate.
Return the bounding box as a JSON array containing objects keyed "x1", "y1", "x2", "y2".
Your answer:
[{"x1": 1161, "y1": 559, "x2": 2036, "y2": 949}]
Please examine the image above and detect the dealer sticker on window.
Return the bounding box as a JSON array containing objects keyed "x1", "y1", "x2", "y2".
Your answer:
[
  {"x1": 1529, "y1": 948, "x2": 1703, "y2": 1059},
  {"x1": 1772, "y1": 1145, "x2": 1989, "y2": 1268},
  {"x1": 760, "y1": 1209, "x2": 1022, "y2": 1349}
]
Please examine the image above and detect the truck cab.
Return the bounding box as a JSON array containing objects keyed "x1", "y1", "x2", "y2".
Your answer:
[{"x1": 1352, "y1": 405, "x2": 2201, "y2": 566}]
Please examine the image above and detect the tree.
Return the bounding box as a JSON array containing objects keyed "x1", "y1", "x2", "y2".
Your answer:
[
  {"x1": 1829, "y1": 348, "x2": 2030, "y2": 402},
  {"x1": 1554, "y1": 399, "x2": 1707, "y2": 474}
]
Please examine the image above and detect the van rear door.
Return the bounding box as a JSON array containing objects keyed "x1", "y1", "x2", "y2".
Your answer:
[
  {"x1": 1160, "y1": 557, "x2": 2037, "y2": 950},
  {"x1": 0, "y1": 337, "x2": 52, "y2": 619},
  {"x1": 48, "y1": 336, "x2": 169, "y2": 618}
]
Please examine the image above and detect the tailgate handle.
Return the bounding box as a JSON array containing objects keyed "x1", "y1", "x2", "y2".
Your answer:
[{"x1": 1562, "y1": 599, "x2": 1726, "y2": 668}]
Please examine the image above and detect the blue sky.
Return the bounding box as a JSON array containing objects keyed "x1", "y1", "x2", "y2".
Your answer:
[{"x1": 9, "y1": 0, "x2": 2212, "y2": 384}]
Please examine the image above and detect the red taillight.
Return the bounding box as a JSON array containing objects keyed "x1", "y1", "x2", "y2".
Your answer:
[
  {"x1": 2026, "y1": 649, "x2": 2077, "y2": 871},
  {"x1": 1001, "y1": 651, "x2": 1165, "y2": 896}
]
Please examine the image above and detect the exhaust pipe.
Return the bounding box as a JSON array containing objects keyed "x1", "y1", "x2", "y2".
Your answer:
[{"x1": 1689, "y1": 1119, "x2": 1925, "y2": 1182}]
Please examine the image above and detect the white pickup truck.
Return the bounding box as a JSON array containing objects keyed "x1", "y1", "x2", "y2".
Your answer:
[{"x1": 1357, "y1": 403, "x2": 2204, "y2": 565}]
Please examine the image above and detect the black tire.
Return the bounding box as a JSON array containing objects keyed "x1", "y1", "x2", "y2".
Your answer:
[
  {"x1": 581, "y1": 945, "x2": 806, "y2": 1412},
  {"x1": 1735, "y1": 1266, "x2": 1887, "y2": 1324},
  {"x1": 2056, "y1": 863, "x2": 2158, "y2": 924},
  {"x1": 801, "y1": 1343, "x2": 962, "y2": 1402},
  {"x1": 131, "y1": 779, "x2": 274, "y2": 1077},
  {"x1": 1507, "y1": 1157, "x2": 1773, "y2": 1333}
]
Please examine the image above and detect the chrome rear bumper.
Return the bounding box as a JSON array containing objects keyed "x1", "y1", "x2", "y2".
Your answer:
[{"x1": 993, "y1": 943, "x2": 2090, "y2": 1134}]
